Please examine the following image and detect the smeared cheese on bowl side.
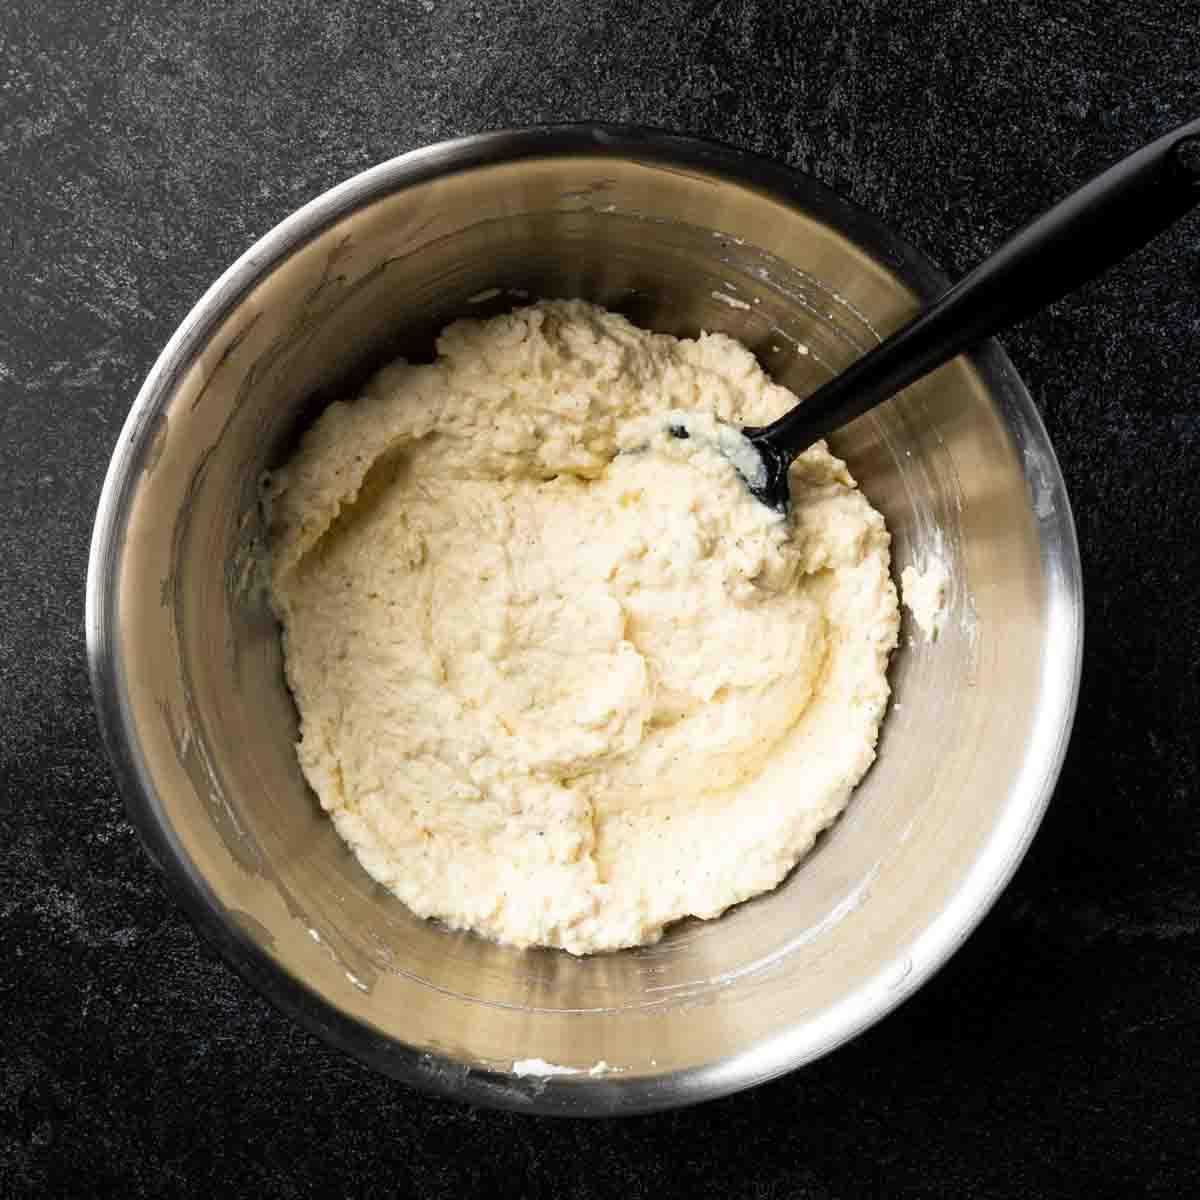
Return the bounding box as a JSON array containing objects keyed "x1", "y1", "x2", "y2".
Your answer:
[{"x1": 263, "y1": 300, "x2": 899, "y2": 954}]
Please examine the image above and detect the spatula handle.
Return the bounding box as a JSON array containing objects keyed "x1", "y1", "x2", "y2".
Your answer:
[{"x1": 755, "y1": 115, "x2": 1200, "y2": 458}]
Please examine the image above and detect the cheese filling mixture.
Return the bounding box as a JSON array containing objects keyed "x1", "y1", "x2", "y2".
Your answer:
[{"x1": 264, "y1": 300, "x2": 899, "y2": 954}]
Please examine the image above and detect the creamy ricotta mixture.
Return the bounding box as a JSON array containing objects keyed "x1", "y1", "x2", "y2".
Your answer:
[
  {"x1": 901, "y1": 554, "x2": 950, "y2": 643},
  {"x1": 264, "y1": 300, "x2": 899, "y2": 954}
]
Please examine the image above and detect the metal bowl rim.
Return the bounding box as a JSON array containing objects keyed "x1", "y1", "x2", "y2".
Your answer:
[{"x1": 85, "y1": 122, "x2": 1083, "y2": 1116}]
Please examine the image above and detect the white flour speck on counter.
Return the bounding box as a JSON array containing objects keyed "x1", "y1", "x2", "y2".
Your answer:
[{"x1": 512, "y1": 1058, "x2": 581, "y2": 1077}]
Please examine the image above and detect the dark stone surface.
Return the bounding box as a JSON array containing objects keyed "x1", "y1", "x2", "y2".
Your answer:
[{"x1": 2, "y1": 0, "x2": 1198, "y2": 1194}]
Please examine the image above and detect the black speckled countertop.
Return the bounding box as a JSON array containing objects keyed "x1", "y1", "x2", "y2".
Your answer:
[{"x1": 2, "y1": 1, "x2": 1199, "y2": 1195}]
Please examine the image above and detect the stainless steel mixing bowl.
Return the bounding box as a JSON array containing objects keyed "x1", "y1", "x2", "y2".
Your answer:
[{"x1": 87, "y1": 125, "x2": 1082, "y2": 1115}]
